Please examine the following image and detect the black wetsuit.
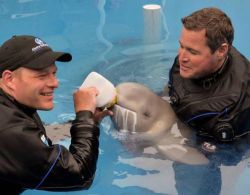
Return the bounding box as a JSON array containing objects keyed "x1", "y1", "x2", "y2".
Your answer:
[
  {"x1": 168, "y1": 47, "x2": 250, "y2": 141},
  {"x1": 0, "y1": 89, "x2": 100, "y2": 194}
]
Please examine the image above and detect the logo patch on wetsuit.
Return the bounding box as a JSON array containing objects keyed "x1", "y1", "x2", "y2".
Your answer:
[{"x1": 40, "y1": 134, "x2": 49, "y2": 146}]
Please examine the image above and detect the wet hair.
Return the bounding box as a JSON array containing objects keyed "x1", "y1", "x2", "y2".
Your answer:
[{"x1": 181, "y1": 7, "x2": 234, "y2": 53}]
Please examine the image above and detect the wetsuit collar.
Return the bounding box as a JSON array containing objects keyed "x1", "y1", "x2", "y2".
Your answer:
[{"x1": 0, "y1": 88, "x2": 37, "y2": 115}]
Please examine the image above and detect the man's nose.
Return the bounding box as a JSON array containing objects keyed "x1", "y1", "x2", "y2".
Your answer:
[
  {"x1": 47, "y1": 75, "x2": 59, "y2": 88},
  {"x1": 179, "y1": 48, "x2": 189, "y2": 62}
]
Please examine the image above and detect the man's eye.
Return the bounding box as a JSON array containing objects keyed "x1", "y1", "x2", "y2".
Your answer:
[
  {"x1": 37, "y1": 74, "x2": 47, "y2": 78},
  {"x1": 189, "y1": 50, "x2": 198, "y2": 55}
]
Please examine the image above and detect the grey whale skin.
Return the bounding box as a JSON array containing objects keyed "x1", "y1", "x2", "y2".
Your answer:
[{"x1": 111, "y1": 82, "x2": 209, "y2": 165}]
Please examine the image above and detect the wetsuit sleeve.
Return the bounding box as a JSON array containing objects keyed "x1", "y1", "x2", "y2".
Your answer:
[
  {"x1": 38, "y1": 110, "x2": 100, "y2": 190},
  {"x1": 0, "y1": 110, "x2": 100, "y2": 191}
]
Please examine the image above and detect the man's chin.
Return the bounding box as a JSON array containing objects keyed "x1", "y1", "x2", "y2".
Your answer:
[
  {"x1": 37, "y1": 105, "x2": 54, "y2": 111},
  {"x1": 180, "y1": 71, "x2": 192, "y2": 79}
]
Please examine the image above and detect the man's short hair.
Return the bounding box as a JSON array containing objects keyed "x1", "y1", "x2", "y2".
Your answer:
[{"x1": 181, "y1": 7, "x2": 234, "y2": 53}]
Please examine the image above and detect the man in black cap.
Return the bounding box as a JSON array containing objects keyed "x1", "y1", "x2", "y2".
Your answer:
[{"x1": 0, "y1": 35, "x2": 111, "y2": 194}]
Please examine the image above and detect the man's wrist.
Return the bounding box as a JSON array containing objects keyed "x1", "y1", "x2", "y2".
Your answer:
[{"x1": 74, "y1": 110, "x2": 99, "y2": 126}]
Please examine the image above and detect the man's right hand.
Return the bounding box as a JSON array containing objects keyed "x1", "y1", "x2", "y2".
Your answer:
[{"x1": 73, "y1": 87, "x2": 98, "y2": 114}]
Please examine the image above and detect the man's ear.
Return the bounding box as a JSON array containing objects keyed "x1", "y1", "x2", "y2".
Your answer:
[
  {"x1": 216, "y1": 43, "x2": 229, "y2": 59},
  {"x1": 1, "y1": 70, "x2": 15, "y2": 89}
]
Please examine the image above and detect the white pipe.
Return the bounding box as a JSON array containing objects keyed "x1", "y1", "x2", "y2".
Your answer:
[{"x1": 143, "y1": 4, "x2": 162, "y2": 44}]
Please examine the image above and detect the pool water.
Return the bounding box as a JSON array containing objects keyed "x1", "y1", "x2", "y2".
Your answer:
[{"x1": 1, "y1": 0, "x2": 250, "y2": 194}]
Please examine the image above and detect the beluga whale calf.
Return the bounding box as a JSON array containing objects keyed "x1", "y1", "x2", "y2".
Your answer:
[{"x1": 111, "y1": 82, "x2": 209, "y2": 165}]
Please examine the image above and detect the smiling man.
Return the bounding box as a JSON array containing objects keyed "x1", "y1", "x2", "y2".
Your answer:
[
  {"x1": 168, "y1": 7, "x2": 250, "y2": 143},
  {"x1": 0, "y1": 35, "x2": 110, "y2": 194}
]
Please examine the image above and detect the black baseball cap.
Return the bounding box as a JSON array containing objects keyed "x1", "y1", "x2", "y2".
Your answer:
[{"x1": 0, "y1": 35, "x2": 72, "y2": 77}]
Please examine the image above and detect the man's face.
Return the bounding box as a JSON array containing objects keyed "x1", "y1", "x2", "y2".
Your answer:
[
  {"x1": 178, "y1": 27, "x2": 220, "y2": 79},
  {"x1": 11, "y1": 64, "x2": 58, "y2": 110}
]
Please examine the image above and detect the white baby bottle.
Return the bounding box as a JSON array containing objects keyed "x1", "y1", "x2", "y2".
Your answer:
[{"x1": 80, "y1": 72, "x2": 117, "y2": 108}]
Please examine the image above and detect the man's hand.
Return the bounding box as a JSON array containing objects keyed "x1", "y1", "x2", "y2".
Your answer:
[
  {"x1": 94, "y1": 108, "x2": 113, "y2": 124},
  {"x1": 73, "y1": 87, "x2": 98, "y2": 114}
]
